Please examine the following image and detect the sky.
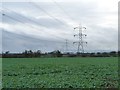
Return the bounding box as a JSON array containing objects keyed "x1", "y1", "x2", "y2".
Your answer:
[{"x1": 0, "y1": 0, "x2": 119, "y2": 53}]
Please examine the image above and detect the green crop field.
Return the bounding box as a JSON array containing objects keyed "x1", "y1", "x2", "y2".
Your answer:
[
  {"x1": 2, "y1": 57, "x2": 118, "y2": 88},
  {"x1": 0, "y1": 58, "x2": 2, "y2": 89}
]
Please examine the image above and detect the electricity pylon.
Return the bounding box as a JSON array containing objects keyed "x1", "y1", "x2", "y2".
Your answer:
[
  {"x1": 73, "y1": 24, "x2": 87, "y2": 53},
  {"x1": 65, "y1": 39, "x2": 68, "y2": 53}
]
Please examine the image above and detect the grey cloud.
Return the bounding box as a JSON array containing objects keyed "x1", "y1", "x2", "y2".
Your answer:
[
  {"x1": 86, "y1": 26, "x2": 118, "y2": 51},
  {"x1": 1, "y1": 1, "x2": 118, "y2": 52},
  {"x1": 2, "y1": 8, "x2": 68, "y2": 30},
  {"x1": 2, "y1": 30, "x2": 66, "y2": 53}
]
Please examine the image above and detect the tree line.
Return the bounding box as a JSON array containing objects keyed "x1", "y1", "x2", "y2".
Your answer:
[{"x1": 1, "y1": 50, "x2": 119, "y2": 58}]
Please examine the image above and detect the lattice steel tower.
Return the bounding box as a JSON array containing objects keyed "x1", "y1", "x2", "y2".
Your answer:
[{"x1": 73, "y1": 24, "x2": 87, "y2": 53}]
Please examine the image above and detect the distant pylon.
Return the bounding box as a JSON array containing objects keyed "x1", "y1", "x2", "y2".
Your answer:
[
  {"x1": 73, "y1": 24, "x2": 87, "y2": 53},
  {"x1": 65, "y1": 39, "x2": 68, "y2": 53}
]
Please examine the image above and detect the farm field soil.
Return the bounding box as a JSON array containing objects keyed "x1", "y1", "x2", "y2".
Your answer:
[{"x1": 2, "y1": 57, "x2": 118, "y2": 88}]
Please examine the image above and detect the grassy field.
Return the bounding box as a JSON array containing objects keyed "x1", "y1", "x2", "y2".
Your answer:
[
  {"x1": 2, "y1": 57, "x2": 118, "y2": 88},
  {"x1": 0, "y1": 58, "x2": 2, "y2": 89}
]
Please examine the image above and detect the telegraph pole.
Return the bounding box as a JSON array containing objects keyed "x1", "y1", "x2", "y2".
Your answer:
[{"x1": 73, "y1": 24, "x2": 87, "y2": 54}]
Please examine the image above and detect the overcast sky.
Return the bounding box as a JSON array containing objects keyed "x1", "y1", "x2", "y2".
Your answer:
[{"x1": 0, "y1": 0, "x2": 119, "y2": 53}]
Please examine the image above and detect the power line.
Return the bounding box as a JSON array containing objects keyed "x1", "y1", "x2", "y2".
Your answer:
[
  {"x1": 73, "y1": 24, "x2": 87, "y2": 53},
  {"x1": 2, "y1": 13, "x2": 25, "y2": 24},
  {"x1": 1, "y1": 11, "x2": 67, "y2": 41},
  {"x1": 52, "y1": 0, "x2": 88, "y2": 53},
  {"x1": 29, "y1": 2, "x2": 66, "y2": 26},
  {"x1": 52, "y1": 0, "x2": 75, "y2": 22},
  {"x1": 28, "y1": 2, "x2": 78, "y2": 44},
  {"x1": 2, "y1": 7, "x2": 78, "y2": 52},
  {"x1": 3, "y1": 8, "x2": 45, "y2": 27}
]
